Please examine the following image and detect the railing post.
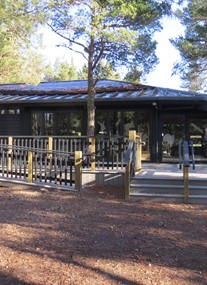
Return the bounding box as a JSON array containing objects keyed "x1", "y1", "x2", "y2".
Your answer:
[
  {"x1": 28, "y1": 151, "x2": 33, "y2": 183},
  {"x1": 136, "y1": 134, "x2": 142, "y2": 172},
  {"x1": 125, "y1": 162, "x2": 130, "y2": 200},
  {"x1": 75, "y1": 151, "x2": 82, "y2": 191},
  {"x1": 47, "y1": 136, "x2": 53, "y2": 158},
  {"x1": 183, "y1": 166, "x2": 189, "y2": 204},
  {"x1": 129, "y1": 130, "x2": 136, "y2": 142},
  {"x1": 8, "y1": 136, "x2": 13, "y2": 171}
]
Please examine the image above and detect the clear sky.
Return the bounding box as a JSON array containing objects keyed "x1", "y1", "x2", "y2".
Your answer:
[
  {"x1": 41, "y1": 16, "x2": 185, "y2": 90},
  {"x1": 145, "y1": 17, "x2": 185, "y2": 90}
]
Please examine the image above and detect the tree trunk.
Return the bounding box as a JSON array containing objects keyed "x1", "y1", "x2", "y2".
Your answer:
[
  {"x1": 87, "y1": 36, "x2": 95, "y2": 138},
  {"x1": 87, "y1": 35, "x2": 96, "y2": 161}
]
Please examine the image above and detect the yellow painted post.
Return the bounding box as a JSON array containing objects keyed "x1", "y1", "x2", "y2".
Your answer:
[
  {"x1": 28, "y1": 151, "x2": 33, "y2": 183},
  {"x1": 125, "y1": 162, "x2": 130, "y2": 200},
  {"x1": 183, "y1": 166, "x2": 189, "y2": 204},
  {"x1": 90, "y1": 137, "x2": 96, "y2": 172},
  {"x1": 47, "y1": 136, "x2": 53, "y2": 159},
  {"x1": 129, "y1": 130, "x2": 136, "y2": 142},
  {"x1": 75, "y1": 151, "x2": 82, "y2": 191},
  {"x1": 8, "y1": 136, "x2": 13, "y2": 171},
  {"x1": 136, "y1": 134, "x2": 142, "y2": 172}
]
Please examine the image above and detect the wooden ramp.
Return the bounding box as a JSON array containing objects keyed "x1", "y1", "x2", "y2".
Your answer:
[{"x1": 130, "y1": 163, "x2": 207, "y2": 204}]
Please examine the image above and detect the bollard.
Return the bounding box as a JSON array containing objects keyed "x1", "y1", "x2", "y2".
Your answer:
[
  {"x1": 75, "y1": 151, "x2": 82, "y2": 191},
  {"x1": 28, "y1": 151, "x2": 33, "y2": 183}
]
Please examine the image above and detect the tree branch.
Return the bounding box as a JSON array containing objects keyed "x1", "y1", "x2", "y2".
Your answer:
[{"x1": 46, "y1": 22, "x2": 89, "y2": 54}]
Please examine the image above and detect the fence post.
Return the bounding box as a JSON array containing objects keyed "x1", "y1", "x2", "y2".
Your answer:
[
  {"x1": 183, "y1": 166, "x2": 189, "y2": 203},
  {"x1": 136, "y1": 134, "x2": 142, "y2": 172},
  {"x1": 75, "y1": 151, "x2": 82, "y2": 191},
  {"x1": 129, "y1": 130, "x2": 136, "y2": 142},
  {"x1": 47, "y1": 136, "x2": 53, "y2": 158},
  {"x1": 28, "y1": 151, "x2": 33, "y2": 183},
  {"x1": 8, "y1": 136, "x2": 13, "y2": 171},
  {"x1": 125, "y1": 162, "x2": 130, "y2": 200}
]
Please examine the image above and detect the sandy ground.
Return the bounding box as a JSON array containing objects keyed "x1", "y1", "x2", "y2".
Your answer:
[{"x1": 0, "y1": 183, "x2": 206, "y2": 285}]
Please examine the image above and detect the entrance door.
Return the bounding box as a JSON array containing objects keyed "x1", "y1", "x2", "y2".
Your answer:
[
  {"x1": 189, "y1": 118, "x2": 207, "y2": 160},
  {"x1": 162, "y1": 115, "x2": 185, "y2": 162}
]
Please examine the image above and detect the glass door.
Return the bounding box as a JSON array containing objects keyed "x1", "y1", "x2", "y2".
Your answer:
[
  {"x1": 189, "y1": 118, "x2": 207, "y2": 160},
  {"x1": 162, "y1": 115, "x2": 185, "y2": 162}
]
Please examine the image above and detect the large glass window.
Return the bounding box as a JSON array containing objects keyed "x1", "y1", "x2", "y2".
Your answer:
[
  {"x1": 45, "y1": 113, "x2": 54, "y2": 135},
  {"x1": 124, "y1": 111, "x2": 135, "y2": 136},
  {"x1": 32, "y1": 111, "x2": 83, "y2": 136},
  {"x1": 57, "y1": 113, "x2": 68, "y2": 135},
  {"x1": 189, "y1": 118, "x2": 207, "y2": 157},
  {"x1": 32, "y1": 113, "x2": 42, "y2": 135},
  {"x1": 110, "y1": 111, "x2": 121, "y2": 135},
  {"x1": 70, "y1": 112, "x2": 82, "y2": 135},
  {"x1": 162, "y1": 115, "x2": 184, "y2": 158},
  {"x1": 96, "y1": 111, "x2": 108, "y2": 135}
]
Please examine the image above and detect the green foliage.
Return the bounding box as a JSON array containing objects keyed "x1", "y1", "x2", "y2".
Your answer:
[
  {"x1": 172, "y1": 0, "x2": 207, "y2": 92},
  {"x1": 44, "y1": 59, "x2": 79, "y2": 81},
  {"x1": 78, "y1": 60, "x2": 120, "y2": 80},
  {"x1": 124, "y1": 66, "x2": 141, "y2": 83},
  {"x1": 43, "y1": 0, "x2": 172, "y2": 78},
  {"x1": 0, "y1": 0, "x2": 46, "y2": 84}
]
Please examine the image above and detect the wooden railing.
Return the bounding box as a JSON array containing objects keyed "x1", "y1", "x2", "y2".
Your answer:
[
  {"x1": 0, "y1": 144, "x2": 82, "y2": 190},
  {"x1": 179, "y1": 140, "x2": 195, "y2": 203},
  {"x1": 0, "y1": 136, "x2": 128, "y2": 170}
]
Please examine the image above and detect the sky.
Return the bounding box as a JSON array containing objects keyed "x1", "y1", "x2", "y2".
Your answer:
[
  {"x1": 41, "y1": 16, "x2": 185, "y2": 90},
  {"x1": 145, "y1": 17, "x2": 185, "y2": 90}
]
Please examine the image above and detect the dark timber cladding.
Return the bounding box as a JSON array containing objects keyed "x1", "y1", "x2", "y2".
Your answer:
[{"x1": 0, "y1": 79, "x2": 207, "y2": 163}]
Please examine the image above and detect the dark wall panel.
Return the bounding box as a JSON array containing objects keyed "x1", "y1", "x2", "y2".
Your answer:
[{"x1": 0, "y1": 115, "x2": 21, "y2": 135}]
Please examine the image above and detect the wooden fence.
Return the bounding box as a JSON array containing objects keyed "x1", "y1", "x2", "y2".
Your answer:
[
  {"x1": 0, "y1": 144, "x2": 82, "y2": 190},
  {"x1": 0, "y1": 136, "x2": 128, "y2": 170}
]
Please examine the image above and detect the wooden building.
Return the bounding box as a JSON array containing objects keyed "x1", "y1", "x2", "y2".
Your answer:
[{"x1": 0, "y1": 79, "x2": 207, "y2": 163}]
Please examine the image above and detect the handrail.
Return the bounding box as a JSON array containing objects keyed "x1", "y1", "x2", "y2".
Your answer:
[
  {"x1": 0, "y1": 143, "x2": 74, "y2": 157},
  {"x1": 0, "y1": 135, "x2": 129, "y2": 171},
  {"x1": 178, "y1": 139, "x2": 196, "y2": 203},
  {"x1": 0, "y1": 143, "x2": 82, "y2": 190},
  {"x1": 179, "y1": 140, "x2": 195, "y2": 169},
  {"x1": 189, "y1": 140, "x2": 195, "y2": 170},
  {"x1": 123, "y1": 141, "x2": 135, "y2": 200},
  {"x1": 123, "y1": 141, "x2": 134, "y2": 166}
]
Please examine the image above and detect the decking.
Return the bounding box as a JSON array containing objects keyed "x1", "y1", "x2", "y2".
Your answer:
[{"x1": 130, "y1": 163, "x2": 207, "y2": 204}]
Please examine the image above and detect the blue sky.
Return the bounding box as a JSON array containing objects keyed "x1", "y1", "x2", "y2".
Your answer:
[
  {"x1": 145, "y1": 17, "x2": 185, "y2": 89},
  {"x1": 41, "y1": 16, "x2": 185, "y2": 90}
]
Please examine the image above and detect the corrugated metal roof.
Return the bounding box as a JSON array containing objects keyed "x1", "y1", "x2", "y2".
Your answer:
[{"x1": 0, "y1": 79, "x2": 206, "y2": 104}]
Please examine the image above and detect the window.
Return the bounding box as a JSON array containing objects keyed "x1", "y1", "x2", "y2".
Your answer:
[
  {"x1": 32, "y1": 111, "x2": 83, "y2": 136},
  {"x1": 32, "y1": 113, "x2": 43, "y2": 135},
  {"x1": 124, "y1": 111, "x2": 135, "y2": 136},
  {"x1": 110, "y1": 111, "x2": 121, "y2": 135},
  {"x1": 0, "y1": 108, "x2": 20, "y2": 115},
  {"x1": 45, "y1": 113, "x2": 54, "y2": 135},
  {"x1": 96, "y1": 111, "x2": 108, "y2": 135},
  {"x1": 70, "y1": 112, "x2": 82, "y2": 135}
]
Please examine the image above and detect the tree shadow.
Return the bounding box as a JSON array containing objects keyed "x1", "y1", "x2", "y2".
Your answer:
[
  {"x1": 0, "y1": 272, "x2": 37, "y2": 285},
  {"x1": 0, "y1": 184, "x2": 206, "y2": 284}
]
